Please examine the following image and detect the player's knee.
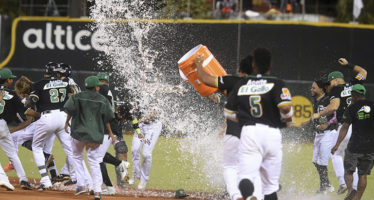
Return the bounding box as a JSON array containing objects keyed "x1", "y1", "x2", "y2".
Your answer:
[
  {"x1": 142, "y1": 152, "x2": 152, "y2": 161},
  {"x1": 264, "y1": 192, "x2": 278, "y2": 200},
  {"x1": 114, "y1": 141, "x2": 128, "y2": 154}
]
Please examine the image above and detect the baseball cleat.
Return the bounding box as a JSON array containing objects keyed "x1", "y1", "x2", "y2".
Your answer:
[
  {"x1": 53, "y1": 174, "x2": 70, "y2": 182},
  {"x1": 0, "y1": 181, "x2": 15, "y2": 191},
  {"x1": 37, "y1": 183, "x2": 52, "y2": 191},
  {"x1": 344, "y1": 189, "x2": 357, "y2": 200},
  {"x1": 75, "y1": 186, "x2": 87, "y2": 195},
  {"x1": 20, "y1": 180, "x2": 33, "y2": 190},
  {"x1": 101, "y1": 186, "x2": 116, "y2": 195},
  {"x1": 116, "y1": 161, "x2": 130, "y2": 182},
  {"x1": 128, "y1": 175, "x2": 138, "y2": 185},
  {"x1": 137, "y1": 179, "x2": 147, "y2": 190},
  {"x1": 3, "y1": 162, "x2": 14, "y2": 172},
  {"x1": 337, "y1": 184, "x2": 348, "y2": 195},
  {"x1": 64, "y1": 179, "x2": 77, "y2": 186}
]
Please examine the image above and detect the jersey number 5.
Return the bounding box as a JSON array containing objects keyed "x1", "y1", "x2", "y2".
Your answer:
[
  {"x1": 0, "y1": 100, "x2": 5, "y2": 114},
  {"x1": 50, "y1": 88, "x2": 67, "y2": 103},
  {"x1": 249, "y1": 95, "x2": 263, "y2": 118}
]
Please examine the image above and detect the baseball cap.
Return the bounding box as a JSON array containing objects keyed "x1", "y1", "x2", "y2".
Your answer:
[
  {"x1": 351, "y1": 84, "x2": 366, "y2": 95},
  {"x1": 0, "y1": 68, "x2": 17, "y2": 80},
  {"x1": 328, "y1": 71, "x2": 344, "y2": 82},
  {"x1": 97, "y1": 72, "x2": 109, "y2": 82},
  {"x1": 175, "y1": 189, "x2": 188, "y2": 199},
  {"x1": 85, "y1": 76, "x2": 103, "y2": 88}
]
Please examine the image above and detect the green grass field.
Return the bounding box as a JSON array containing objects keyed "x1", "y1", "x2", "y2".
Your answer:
[{"x1": 1, "y1": 135, "x2": 373, "y2": 199}]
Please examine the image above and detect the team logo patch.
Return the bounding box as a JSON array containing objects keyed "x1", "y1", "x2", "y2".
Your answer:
[
  {"x1": 43, "y1": 80, "x2": 69, "y2": 90},
  {"x1": 237, "y1": 83, "x2": 274, "y2": 95},
  {"x1": 280, "y1": 88, "x2": 291, "y2": 100},
  {"x1": 358, "y1": 105, "x2": 371, "y2": 120}
]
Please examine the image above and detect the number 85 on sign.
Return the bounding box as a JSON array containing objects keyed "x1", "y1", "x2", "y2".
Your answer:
[{"x1": 291, "y1": 95, "x2": 313, "y2": 127}]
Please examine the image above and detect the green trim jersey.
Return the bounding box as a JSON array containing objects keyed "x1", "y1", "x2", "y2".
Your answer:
[
  {"x1": 343, "y1": 99, "x2": 374, "y2": 153},
  {"x1": 329, "y1": 75, "x2": 364, "y2": 123},
  {"x1": 30, "y1": 78, "x2": 72, "y2": 113},
  {"x1": 313, "y1": 94, "x2": 338, "y2": 132},
  {"x1": 225, "y1": 74, "x2": 292, "y2": 128},
  {"x1": 0, "y1": 88, "x2": 27, "y2": 124}
]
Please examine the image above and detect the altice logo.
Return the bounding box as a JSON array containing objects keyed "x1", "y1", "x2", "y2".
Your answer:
[{"x1": 22, "y1": 22, "x2": 107, "y2": 51}]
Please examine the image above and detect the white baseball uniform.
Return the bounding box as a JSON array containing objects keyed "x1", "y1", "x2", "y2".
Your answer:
[
  {"x1": 131, "y1": 121, "x2": 162, "y2": 183},
  {"x1": 313, "y1": 129, "x2": 337, "y2": 166}
]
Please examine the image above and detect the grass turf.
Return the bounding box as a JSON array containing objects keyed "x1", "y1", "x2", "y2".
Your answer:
[{"x1": 1, "y1": 135, "x2": 373, "y2": 199}]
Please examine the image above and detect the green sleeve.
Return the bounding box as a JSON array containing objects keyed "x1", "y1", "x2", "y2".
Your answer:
[
  {"x1": 63, "y1": 95, "x2": 77, "y2": 116},
  {"x1": 102, "y1": 99, "x2": 115, "y2": 123}
]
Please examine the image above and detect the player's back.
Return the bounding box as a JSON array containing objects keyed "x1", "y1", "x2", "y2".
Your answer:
[
  {"x1": 31, "y1": 78, "x2": 71, "y2": 113},
  {"x1": 231, "y1": 74, "x2": 291, "y2": 128}
]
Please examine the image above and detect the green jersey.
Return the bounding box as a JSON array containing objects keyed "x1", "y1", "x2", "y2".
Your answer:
[{"x1": 64, "y1": 90, "x2": 114, "y2": 144}]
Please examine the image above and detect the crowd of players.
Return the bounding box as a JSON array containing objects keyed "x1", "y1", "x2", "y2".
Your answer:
[
  {"x1": 194, "y1": 48, "x2": 373, "y2": 200},
  {"x1": 0, "y1": 63, "x2": 162, "y2": 200}
]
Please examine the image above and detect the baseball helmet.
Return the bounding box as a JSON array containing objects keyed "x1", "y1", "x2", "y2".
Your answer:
[
  {"x1": 45, "y1": 62, "x2": 58, "y2": 76},
  {"x1": 59, "y1": 63, "x2": 72, "y2": 77}
]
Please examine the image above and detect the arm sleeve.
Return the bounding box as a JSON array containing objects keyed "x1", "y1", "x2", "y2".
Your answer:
[
  {"x1": 274, "y1": 80, "x2": 292, "y2": 107},
  {"x1": 102, "y1": 100, "x2": 115, "y2": 123},
  {"x1": 217, "y1": 75, "x2": 241, "y2": 91},
  {"x1": 329, "y1": 86, "x2": 340, "y2": 101},
  {"x1": 63, "y1": 96, "x2": 77, "y2": 116},
  {"x1": 342, "y1": 106, "x2": 353, "y2": 124}
]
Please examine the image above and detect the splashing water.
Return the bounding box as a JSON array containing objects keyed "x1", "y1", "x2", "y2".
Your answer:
[{"x1": 89, "y1": 0, "x2": 225, "y2": 193}]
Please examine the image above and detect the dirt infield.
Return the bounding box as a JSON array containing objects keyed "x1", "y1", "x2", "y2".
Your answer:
[{"x1": 0, "y1": 177, "x2": 212, "y2": 200}]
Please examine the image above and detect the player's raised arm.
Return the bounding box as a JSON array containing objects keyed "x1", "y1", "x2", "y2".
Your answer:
[
  {"x1": 338, "y1": 58, "x2": 367, "y2": 80},
  {"x1": 193, "y1": 55, "x2": 219, "y2": 88}
]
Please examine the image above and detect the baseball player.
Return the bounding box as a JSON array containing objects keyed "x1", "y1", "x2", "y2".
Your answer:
[
  {"x1": 27, "y1": 63, "x2": 77, "y2": 190},
  {"x1": 0, "y1": 68, "x2": 34, "y2": 190},
  {"x1": 303, "y1": 80, "x2": 337, "y2": 194},
  {"x1": 96, "y1": 72, "x2": 130, "y2": 194},
  {"x1": 64, "y1": 75, "x2": 115, "y2": 200},
  {"x1": 129, "y1": 108, "x2": 162, "y2": 190},
  {"x1": 331, "y1": 84, "x2": 374, "y2": 200},
  {"x1": 312, "y1": 58, "x2": 367, "y2": 194},
  {"x1": 194, "y1": 54, "x2": 253, "y2": 200},
  {"x1": 224, "y1": 48, "x2": 293, "y2": 200}
]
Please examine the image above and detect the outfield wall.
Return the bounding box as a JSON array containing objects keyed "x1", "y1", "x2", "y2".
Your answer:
[{"x1": 0, "y1": 17, "x2": 373, "y2": 129}]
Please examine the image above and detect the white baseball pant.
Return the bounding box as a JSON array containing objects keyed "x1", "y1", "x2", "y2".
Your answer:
[
  {"x1": 71, "y1": 138, "x2": 102, "y2": 193},
  {"x1": 131, "y1": 121, "x2": 162, "y2": 183},
  {"x1": 32, "y1": 110, "x2": 75, "y2": 186},
  {"x1": 238, "y1": 124, "x2": 282, "y2": 199},
  {"x1": 313, "y1": 129, "x2": 337, "y2": 166},
  {"x1": 332, "y1": 125, "x2": 358, "y2": 189},
  {"x1": 223, "y1": 134, "x2": 242, "y2": 200},
  {"x1": 0, "y1": 119, "x2": 28, "y2": 183}
]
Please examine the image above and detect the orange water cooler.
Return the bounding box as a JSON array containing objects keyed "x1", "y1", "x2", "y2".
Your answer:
[{"x1": 177, "y1": 44, "x2": 227, "y2": 97}]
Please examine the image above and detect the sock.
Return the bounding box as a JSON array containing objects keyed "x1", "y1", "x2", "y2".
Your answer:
[
  {"x1": 44, "y1": 152, "x2": 58, "y2": 178},
  {"x1": 264, "y1": 192, "x2": 278, "y2": 200},
  {"x1": 22, "y1": 140, "x2": 33, "y2": 151},
  {"x1": 239, "y1": 179, "x2": 254, "y2": 199},
  {"x1": 100, "y1": 162, "x2": 113, "y2": 187},
  {"x1": 314, "y1": 163, "x2": 330, "y2": 189},
  {"x1": 104, "y1": 152, "x2": 122, "y2": 166}
]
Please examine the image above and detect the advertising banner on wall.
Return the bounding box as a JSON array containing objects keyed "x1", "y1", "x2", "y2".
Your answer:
[{"x1": 0, "y1": 17, "x2": 106, "y2": 72}]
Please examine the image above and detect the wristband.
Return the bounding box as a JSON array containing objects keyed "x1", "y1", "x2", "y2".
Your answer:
[{"x1": 347, "y1": 63, "x2": 355, "y2": 70}]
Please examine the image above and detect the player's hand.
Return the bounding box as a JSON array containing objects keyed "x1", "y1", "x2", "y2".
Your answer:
[
  {"x1": 64, "y1": 122, "x2": 70, "y2": 133},
  {"x1": 316, "y1": 123, "x2": 328, "y2": 131},
  {"x1": 331, "y1": 145, "x2": 339, "y2": 155},
  {"x1": 0, "y1": 90, "x2": 4, "y2": 101},
  {"x1": 109, "y1": 134, "x2": 116, "y2": 144},
  {"x1": 338, "y1": 58, "x2": 348, "y2": 66},
  {"x1": 312, "y1": 113, "x2": 320, "y2": 120},
  {"x1": 193, "y1": 55, "x2": 204, "y2": 67},
  {"x1": 138, "y1": 133, "x2": 144, "y2": 139}
]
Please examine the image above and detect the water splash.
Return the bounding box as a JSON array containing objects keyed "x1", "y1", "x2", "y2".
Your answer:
[{"x1": 89, "y1": 0, "x2": 225, "y2": 193}]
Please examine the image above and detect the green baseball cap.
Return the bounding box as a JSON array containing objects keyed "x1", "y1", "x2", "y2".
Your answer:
[
  {"x1": 85, "y1": 76, "x2": 103, "y2": 88},
  {"x1": 175, "y1": 189, "x2": 188, "y2": 199},
  {"x1": 96, "y1": 72, "x2": 109, "y2": 82},
  {"x1": 352, "y1": 84, "x2": 366, "y2": 95},
  {"x1": 0, "y1": 68, "x2": 17, "y2": 80},
  {"x1": 328, "y1": 71, "x2": 344, "y2": 82}
]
